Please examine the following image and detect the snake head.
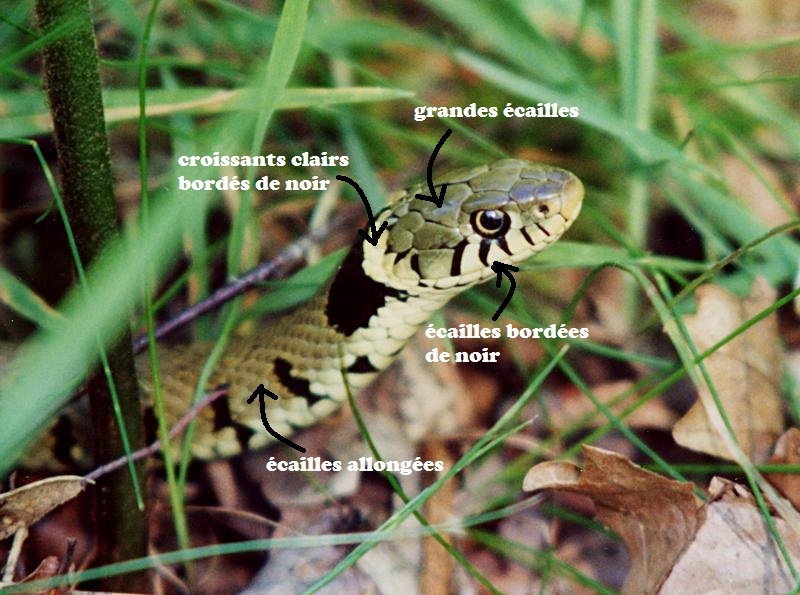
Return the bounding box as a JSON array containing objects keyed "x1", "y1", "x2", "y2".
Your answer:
[{"x1": 363, "y1": 159, "x2": 584, "y2": 293}]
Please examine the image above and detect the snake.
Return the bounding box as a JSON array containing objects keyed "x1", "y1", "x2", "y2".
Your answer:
[{"x1": 6, "y1": 158, "x2": 583, "y2": 468}]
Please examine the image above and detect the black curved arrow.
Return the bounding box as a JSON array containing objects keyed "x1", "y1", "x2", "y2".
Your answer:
[
  {"x1": 491, "y1": 261, "x2": 519, "y2": 321},
  {"x1": 337, "y1": 174, "x2": 387, "y2": 246},
  {"x1": 247, "y1": 384, "x2": 306, "y2": 453},
  {"x1": 415, "y1": 128, "x2": 452, "y2": 208}
]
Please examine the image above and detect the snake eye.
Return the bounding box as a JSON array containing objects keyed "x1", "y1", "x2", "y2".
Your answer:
[{"x1": 471, "y1": 209, "x2": 510, "y2": 239}]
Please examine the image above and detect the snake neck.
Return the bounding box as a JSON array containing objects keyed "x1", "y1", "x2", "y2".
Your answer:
[
  {"x1": 325, "y1": 238, "x2": 455, "y2": 337},
  {"x1": 265, "y1": 237, "x2": 455, "y2": 407}
]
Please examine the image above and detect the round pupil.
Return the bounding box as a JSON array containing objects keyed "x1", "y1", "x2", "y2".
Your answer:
[{"x1": 479, "y1": 210, "x2": 504, "y2": 231}]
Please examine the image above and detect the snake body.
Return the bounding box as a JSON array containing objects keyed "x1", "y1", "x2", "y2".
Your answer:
[{"x1": 13, "y1": 158, "x2": 583, "y2": 466}]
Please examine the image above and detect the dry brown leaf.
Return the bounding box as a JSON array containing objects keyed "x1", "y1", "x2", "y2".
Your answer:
[
  {"x1": 722, "y1": 156, "x2": 795, "y2": 228},
  {"x1": 523, "y1": 445, "x2": 699, "y2": 594},
  {"x1": 16, "y1": 555, "x2": 61, "y2": 586},
  {"x1": 765, "y1": 428, "x2": 800, "y2": 509},
  {"x1": 242, "y1": 506, "x2": 376, "y2": 594},
  {"x1": 0, "y1": 475, "x2": 89, "y2": 541},
  {"x1": 671, "y1": 277, "x2": 784, "y2": 462},
  {"x1": 543, "y1": 379, "x2": 677, "y2": 432},
  {"x1": 586, "y1": 268, "x2": 630, "y2": 343},
  {"x1": 522, "y1": 460, "x2": 581, "y2": 490},
  {"x1": 659, "y1": 477, "x2": 800, "y2": 594}
]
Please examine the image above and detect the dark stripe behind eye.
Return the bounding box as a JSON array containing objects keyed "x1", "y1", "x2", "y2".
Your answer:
[
  {"x1": 450, "y1": 240, "x2": 468, "y2": 276},
  {"x1": 478, "y1": 240, "x2": 491, "y2": 267},
  {"x1": 498, "y1": 236, "x2": 512, "y2": 256}
]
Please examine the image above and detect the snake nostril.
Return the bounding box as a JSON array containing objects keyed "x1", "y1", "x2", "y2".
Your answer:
[{"x1": 538, "y1": 204, "x2": 550, "y2": 216}]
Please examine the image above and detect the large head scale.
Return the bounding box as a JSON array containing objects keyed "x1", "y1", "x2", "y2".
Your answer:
[{"x1": 363, "y1": 158, "x2": 584, "y2": 293}]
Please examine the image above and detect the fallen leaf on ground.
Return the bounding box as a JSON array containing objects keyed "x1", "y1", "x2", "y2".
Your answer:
[
  {"x1": 0, "y1": 476, "x2": 90, "y2": 541},
  {"x1": 523, "y1": 445, "x2": 699, "y2": 594},
  {"x1": 659, "y1": 477, "x2": 800, "y2": 594},
  {"x1": 765, "y1": 427, "x2": 800, "y2": 509},
  {"x1": 13, "y1": 555, "x2": 61, "y2": 588},
  {"x1": 241, "y1": 506, "x2": 375, "y2": 594},
  {"x1": 722, "y1": 156, "x2": 794, "y2": 228},
  {"x1": 543, "y1": 379, "x2": 677, "y2": 432},
  {"x1": 670, "y1": 277, "x2": 784, "y2": 462}
]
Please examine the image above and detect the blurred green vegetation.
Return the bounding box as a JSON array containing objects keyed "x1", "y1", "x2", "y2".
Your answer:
[{"x1": 1, "y1": 0, "x2": 798, "y2": 591}]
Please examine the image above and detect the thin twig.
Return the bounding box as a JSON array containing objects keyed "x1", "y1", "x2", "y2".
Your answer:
[
  {"x1": 85, "y1": 387, "x2": 229, "y2": 481},
  {"x1": 132, "y1": 208, "x2": 358, "y2": 353},
  {"x1": 56, "y1": 538, "x2": 77, "y2": 577},
  {"x1": 60, "y1": 208, "x2": 357, "y2": 409},
  {"x1": 1, "y1": 526, "x2": 27, "y2": 583}
]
